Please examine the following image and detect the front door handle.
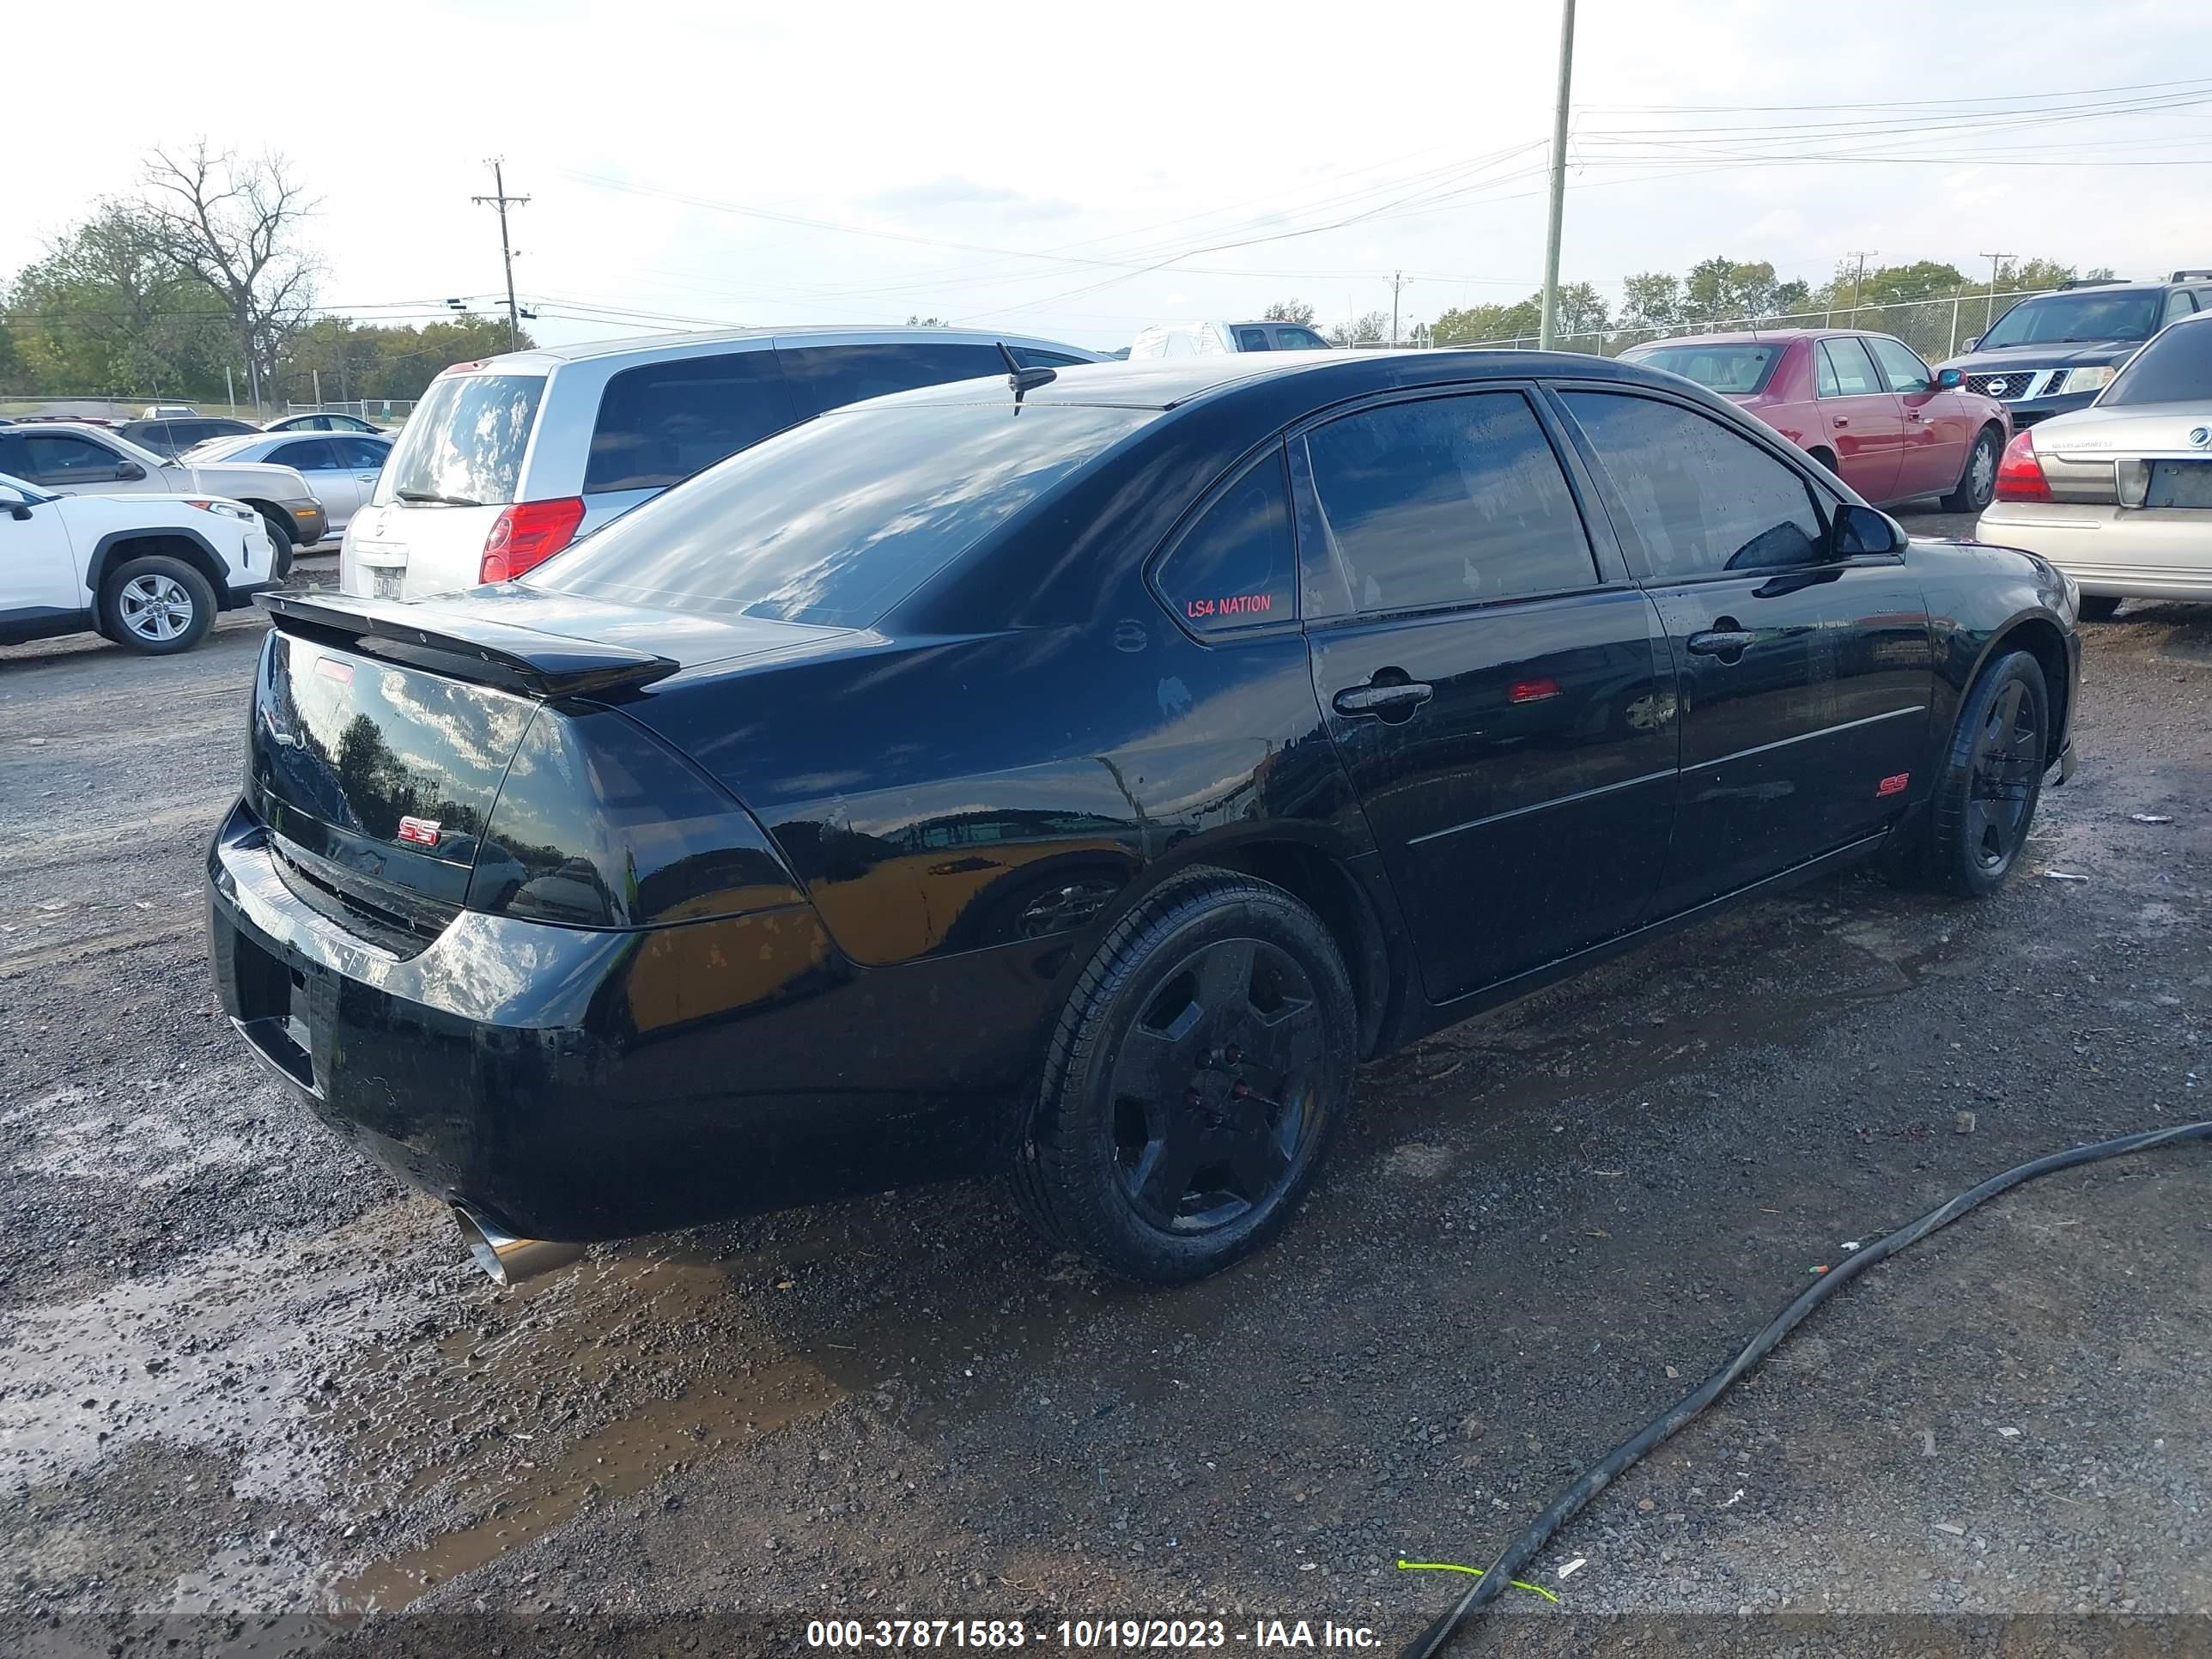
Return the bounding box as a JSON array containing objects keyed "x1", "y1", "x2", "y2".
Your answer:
[
  {"x1": 1832, "y1": 416, "x2": 1850, "y2": 427},
  {"x1": 1333, "y1": 678, "x2": 1434, "y2": 720},
  {"x1": 1686, "y1": 628, "x2": 1756, "y2": 659}
]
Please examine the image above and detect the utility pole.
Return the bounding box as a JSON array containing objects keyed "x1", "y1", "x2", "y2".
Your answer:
[
  {"x1": 1978, "y1": 251, "x2": 2014, "y2": 336},
  {"x1": 1538, "y1": 0, "x2": 1577, "y2": 350},
  {"x1": 1389, "y1": 270, "x2": 1413, "y2": 348},
  {"x1": 472, "y1": 160, "x2": 531, "y2": 351},
  {"x1": 1844, "y1": 251, "x2": 1876, "y2": 325}
]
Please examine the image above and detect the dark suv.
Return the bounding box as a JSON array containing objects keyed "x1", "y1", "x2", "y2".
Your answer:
[{"x1": 1938, "y1": 271, "x2": 2212, "y2": 428}]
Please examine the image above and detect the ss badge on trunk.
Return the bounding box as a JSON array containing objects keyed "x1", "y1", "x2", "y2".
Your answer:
[{"x1": 396, "y1": 817, "x2": 442, "y2": 848}]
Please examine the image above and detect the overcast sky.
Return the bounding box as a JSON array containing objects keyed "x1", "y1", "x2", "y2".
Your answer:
[{"x1": 9, "y1": 0, "x2": 2212, "y2": 352}]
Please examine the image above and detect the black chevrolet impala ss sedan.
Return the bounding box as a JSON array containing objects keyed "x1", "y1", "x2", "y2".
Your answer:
[{"x1": 206, "y1": 349, "x2": 2080, "y2": 1284}]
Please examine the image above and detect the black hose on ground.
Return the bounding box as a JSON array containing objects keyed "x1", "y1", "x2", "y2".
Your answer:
[{"x1": 1399, "y1": 1117, "x2": 2212, "y2": 1659}]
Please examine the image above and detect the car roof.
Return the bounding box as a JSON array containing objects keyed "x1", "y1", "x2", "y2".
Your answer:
[
  {"x1": 849, "y1": 346, "x2": 1665, "y2": 413},
  {"x1": 461, "y1": 325, "x2": 1103, "y2": 371}
]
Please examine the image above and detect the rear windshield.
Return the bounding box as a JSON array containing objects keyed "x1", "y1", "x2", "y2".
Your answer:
[
  {"x1": 2100, "y1": 319, "x2": 2212, "y2": 407},
  {"x1": 531, "y1": 403, "x2": 1151, "y2": 626},
  {"x1": 379, "y1": 373, "x2": 543, "y2": 506},
  {"x1": 1979, "y1": 291, "x2": 2160, "y2": 349},
  {"x1": 1627, "y1": 343, "x2": 1779, "y2": 394}
]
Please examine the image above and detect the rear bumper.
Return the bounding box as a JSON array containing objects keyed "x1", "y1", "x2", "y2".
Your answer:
[
  {"x1": 204, "y1": 801, "x2": 1057, "y2": 1241},
  {"x1": 283, "y1": 497, "x2": 330, "y2": 546},
  {"x1": 1975, "y1": 501, "x2": 2212, "y2": 601}
]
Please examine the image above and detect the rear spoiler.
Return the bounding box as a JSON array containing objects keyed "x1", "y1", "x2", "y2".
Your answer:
[{"x1": 256, "y1": 591, "x2": 679, "y2": 698}]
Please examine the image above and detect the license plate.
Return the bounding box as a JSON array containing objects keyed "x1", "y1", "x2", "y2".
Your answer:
[
  {"x1": 2146, "y1": 460, "x2": 2212, "y2": 509},
  {"x1": 372, "y1": 568, "x2": 404, "y2": 600}
]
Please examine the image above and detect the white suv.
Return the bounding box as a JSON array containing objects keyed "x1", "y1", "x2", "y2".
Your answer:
[
  {"x1": 0, "y1": 422, "x2": 327, "y2": 573},
  {"x1": 340, "y1": 325, "x2": 1102, "y2": 600},
  {"x1": 0, "y1": 471, "x2": 277, "y2": 653}
]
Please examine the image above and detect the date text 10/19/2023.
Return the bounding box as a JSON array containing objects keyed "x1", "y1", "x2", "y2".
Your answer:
[{"x1": 805, "y1": 1618, "x2": 1381, "y2": 1649}]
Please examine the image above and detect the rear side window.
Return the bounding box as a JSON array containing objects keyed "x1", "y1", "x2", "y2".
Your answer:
[
  {"x1": 1817, "y1": 338, "x2": 1883, "y2": 397},
  {"x1": 382, "y1": 373, "x2": 543, "y2": 506},
  {"x1": 780, "y1": 343, "x2": 1008, "y2": 417},
  {"x1": 2161, "y1": 290, "x2": 2197, "y2": 325},
  {"x1": 1235, "y1": 327, "x2": 1272, "y2": 351},
  {"x1": 2104, "y1": 316, "x2": 2212, "y2": 405},
  {"x1": 1153, "y1": 452, "x2": 1297, "y2": 634},
  {"x1": 584, "y1": 350, "x2": 795, "y2": 494},
  {"x1": 1561, "y1": 391, "x2": 1826, "y2": 579},
  {"x1": 1273, "y1": 327, "x2": 1328, "y2": 350},
  {"x1": 1303, "y1": 392, "x2": 1597, "y2": 614}
]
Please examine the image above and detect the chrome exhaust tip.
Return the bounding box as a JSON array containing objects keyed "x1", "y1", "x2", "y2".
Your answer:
[{"x1": 453, "y1": 1206, "x2": 585, "y2": 1286}]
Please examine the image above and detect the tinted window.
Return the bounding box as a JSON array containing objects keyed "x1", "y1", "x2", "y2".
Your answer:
[
  {"x1": 1010, "y1": 349, "x2": 1090, "y2": 368},
  {"x1": 1274, "y1": 327, "x2": 1329, "y2": 350},
  {"x1": 20, "y1": 431, "x2": 125, "y2": 482},
  {"x1": 1304, "y1": 392, "x2": 1596, "y2": 613},
  {"x1": 1235, "y1": 327, "x2": 1273, "y2": 351},
  {"x1": 532, "y1": 404, "x2": 1153, "y2": 626},
  {"x1": 2102, "y1": 317, "x2": 2212, "y2": 406},
  {"x1": 1818, "y1": 338, "x2": 1883, "y2": 397},
  {"x1": 1628, "y1": 342, "x2": 1778, "y2": 394},
  {"x1": 381, "y1": 373, "x2": 543, "y2": 506},
  {"x1": 1561, "y1": 392, "x2": 1826, "y2": 579},
  {"x1": 1866, "y1": 337, "x2": 1931, "y2": 394},
  {"x1": 118, "y1": 422, "x2": 172, "y2": 452},
  {"x1": 2162, "y1": 290, "x2": 2197, "y2": 325},
  {"x1": 584, "y1": 350, "x2": 793, "y2": 494},
  {"x1": 780, "y1": 342, "x2": 1008, "y2": 418},
  {"x1": 1153, "y1": 452, "x2": 1296, "y2": 634},
  {"x1": 272, "y1": 438, "x2": 337, "y2": 471},
  {"x1": 1979, "y1": 290, "x2": 2160, "y2": 349},
  {"x1": 334, "y1": 437, "x2": 392, "y2": 469}
]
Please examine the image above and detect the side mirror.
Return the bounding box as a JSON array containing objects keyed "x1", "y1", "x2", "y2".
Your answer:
[
  {"x1": 0, "y1": 489, "x2": 32, "y2": 520},
  {"x1": 1936, "y1": 368, "x2": 1964, "y2": 390},
  {"x1": 1960, "y1": 336, "x2": 1982, "y2": 353},
  {"x1": 1835, "y1": 502, "x2": 1905, "y2": 557},
  {"x1": 114, "y1": 460, "x2": 146, "y2": 481}
]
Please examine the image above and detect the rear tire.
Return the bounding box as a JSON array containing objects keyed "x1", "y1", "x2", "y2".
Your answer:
[
  {"x1": 2078, "y1": 595, "x2": 2123, "y2": 623},
  {"x1": 1942, "y1": 426, "x2": 2002, "y2": 513},
  {"x1": 1012, "y1": 868, "x2": 1358, "y2": 1284},
  {"x1": 100, "y1": 555, "x2": 216, "y2": 655},
  {"x1": 1918, "y1": 650, "x2": 2051, "y2": 897}
]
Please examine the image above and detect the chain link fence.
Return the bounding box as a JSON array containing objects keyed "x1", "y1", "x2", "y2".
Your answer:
[{"x1": 1412, "y1": 287, "x2": 2057, "y2": 362}]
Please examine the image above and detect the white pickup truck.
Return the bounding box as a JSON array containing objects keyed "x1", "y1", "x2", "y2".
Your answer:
[{"x1": 0, "y1": 471, "x2": 277, "y2": 654}]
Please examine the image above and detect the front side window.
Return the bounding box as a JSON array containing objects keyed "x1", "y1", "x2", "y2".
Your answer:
[
  {"x1": 1818, "y1": 337, "x2": 1884, "y2": 397},
  {"x1": 334, "y1": 437, "x2": 392, "y2": 470},
  {"x1": 1152, "y1": 451, "x2": 1297, "y2": 635},
  {"x1": 272, "y1": 438, "x2": 337, "y2": 471},
  {"x1": 1304, "y1": 392, "x2": 1597, "y2": 615},
  {"x1": 1561, "y1": 391, "x2": 1827, "y2": 580},
  {"x1": 585, "y1": 350, "x2": 793, "y2": 494},
  {"x1": 20, "y1": 432, "x2": 126, "y2": 483},
  {"x1": 779, "y1": 342, "x2": 1008, "y2": 419},
  {"x1": 1865, "y1": 337, "x2": 1932, "y2": 394}
]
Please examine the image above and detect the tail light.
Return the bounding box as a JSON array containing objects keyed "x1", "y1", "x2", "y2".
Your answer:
[
  {"x1": 480, "y1": 496, "x2": 586, "y2": 584},
  {"x1": 1994, "y1": 428, "x2": 2051, "y2": 503}
]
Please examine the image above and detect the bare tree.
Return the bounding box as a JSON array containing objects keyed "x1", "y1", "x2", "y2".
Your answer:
[
  {"x1": 139, "y1": 143, "x2": 319, "y2": 406},
  {"x1": 1261, "y1": 299, "x2": 1316, "y2": 325}
]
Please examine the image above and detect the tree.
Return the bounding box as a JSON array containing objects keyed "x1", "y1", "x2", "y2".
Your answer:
[
  {"x1": 1262, "y1": 299, "x2": 1316, "y2": 325},
  {"x1": 8, "y1": 204, "x2": 233, "y2": 398},
  {"x1": 1680, "y1": 258, "x2": 1808, "y2": 328},
  {"x1": 1429, "y1": 296, "x2": 1540, "y2": 346},
  {"x1": 1619, "y1": 271, "x2": 1681, "y2": 332},
  {"x1": 905, "y1": 314, "x2": 948, "y2": 326},
  {"x1": 274, "y1": 315, "x2": 531, "y2": 405},
  {"x1": 1553, "y1": 281, "x2": 1611, "y2": 339},
  {"x1": 1327, "y1": 310, "x2": 1389, "y2": 347},
  {"x1": 138, "y1": 143, "x2": 319, "y2": 405},
  {"x1": 1848, "y1": 260, "x2": 1967, "y2": 308}
]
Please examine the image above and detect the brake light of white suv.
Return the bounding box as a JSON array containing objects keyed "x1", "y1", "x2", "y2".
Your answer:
[{"x1": 481, "y1": 496, "x2": 586, "y2": 582}]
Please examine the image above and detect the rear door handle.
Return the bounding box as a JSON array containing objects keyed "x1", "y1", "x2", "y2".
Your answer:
[
  {"x1": 1686, "y1": 629, "x2": 1756, "y2": 658},
  {"x1": 1333, "y1": 679, "x2": 1434, "y2": 719},
  {"x1": 1831, "y1": 416, "x2": 1849, "y2": 427}
]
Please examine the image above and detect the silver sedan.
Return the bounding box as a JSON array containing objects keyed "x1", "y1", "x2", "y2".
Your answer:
[
  {"x1": 178, "y1": 430, "x2": 392, "y2": 538},
  {"x1": 1977, "y1": 311, "x2": 2212, "y2": 618}
]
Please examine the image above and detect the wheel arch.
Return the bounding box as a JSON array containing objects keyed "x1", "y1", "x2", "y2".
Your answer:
[
  {"x1": 86, "y1": 528, "x2": 232, "y2": 612},
  {"x1": 1973, "y1": 611, "x2": 2072, "y2": 767}
]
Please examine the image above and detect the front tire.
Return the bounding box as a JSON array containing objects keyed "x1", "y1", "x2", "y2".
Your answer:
[
  {"x1": 1012, "y1": 869, "x2": 1358, "y2": 1284},
  {"x1": 254, "y1": 507, "x2": 296, "y2": 580},
  {"x1": 101, "y1": 556, "x2": 216, "y2": 654},
  {"x1": 1942, "y1": 426, "x2": 2002, "y2": 513},
  {"x1": 1921, "y1": 650, "x2": 2051, "y2": 897}
]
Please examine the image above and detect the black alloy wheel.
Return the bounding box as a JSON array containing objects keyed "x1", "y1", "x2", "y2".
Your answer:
[
  {"x1": 1924, "y1": 650, "x2": 2049, "y2": 896},
  {"x1": 1014, "y1": 869, "x2": 1357, "y2": 1282}
]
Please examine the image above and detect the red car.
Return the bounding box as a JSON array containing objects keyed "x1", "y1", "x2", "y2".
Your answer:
[{"x1": 1620, "y1": 330, "x2": 2009, "y2": 513}]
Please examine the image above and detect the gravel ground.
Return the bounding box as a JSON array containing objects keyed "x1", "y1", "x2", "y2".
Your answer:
[{"x1": 3, "y1": 518, "x2": 2208, "y2": 1659}]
